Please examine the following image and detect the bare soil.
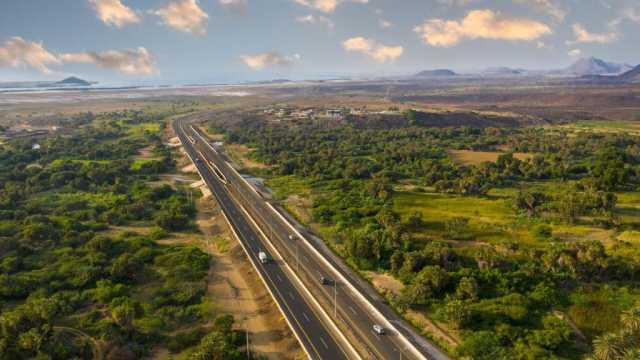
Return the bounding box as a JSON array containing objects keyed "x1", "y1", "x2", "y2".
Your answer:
[{"x1": 448, "y1": 150, "x2": 534, "y2": 166}]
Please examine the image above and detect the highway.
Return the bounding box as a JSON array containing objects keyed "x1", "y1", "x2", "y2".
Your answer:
[
  {"x1": 174, "y1": 114, "x2": 451, "y2": 360},
  {"x1": 173, "y1": 119, "x2": 350, "y2": 360}
]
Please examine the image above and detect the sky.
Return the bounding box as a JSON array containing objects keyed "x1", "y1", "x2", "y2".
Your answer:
[{"x1": 0, "y1": 0, "x2": 639, "y2": 85}]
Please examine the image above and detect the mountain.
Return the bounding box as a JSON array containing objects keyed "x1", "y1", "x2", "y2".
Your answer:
[
  {"x1": 0, "y1": 77, "x2": 95, "y2": 90},
  {"x1": 615, "y1": 65, "x2": 640, "y2": 83},
  {"x1": 414, "y1": 69, "x2": 457, "y2": 78},
  {"x1": 53, "y1": 76, "x2": 91, "y2": 86},
  {"x1": 565, "y1": 57, "x2": 633, "y2": 76},
  {"x1": 480, "y1": 67, "x2": 527, "y2": 76}
]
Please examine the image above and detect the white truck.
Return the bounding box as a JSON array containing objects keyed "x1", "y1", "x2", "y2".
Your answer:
[{"x1": 258, "y1": 251, "x2": 269, "y2": 264}]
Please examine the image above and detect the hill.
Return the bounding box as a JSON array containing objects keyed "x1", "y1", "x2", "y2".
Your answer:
[
  {"x1": 53, "y1": 76, "x2": 91, "y2": 86},
  {"x1": 616, "y1": 65, "x2": 640, "y2": 83},
  {"x1": 565, "y1": 57, "x2": 632, "y2": 76},
  {"x1": 415, "y1": 69, "x2": 457, "y2": 78}
]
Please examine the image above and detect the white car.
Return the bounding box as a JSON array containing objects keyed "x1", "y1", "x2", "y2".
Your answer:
[{"x1": 373, "y1": 324, "x2": 385, "y2": 335}]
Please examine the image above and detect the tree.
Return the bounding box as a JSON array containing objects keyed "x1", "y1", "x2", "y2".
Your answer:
[
  {"x1": 592, "y1": 333, "x2": 625, "y2": 360},
  {"x1": 622, "y1": 307, "x2": 640, "y2": 335},
  {"x1": 514, "y1": 190, "x2": 547, "y2": 217},
  {"x1": 455, "y1": 277, "x2": 478, "y2": 301},
  {"x1": 443, "y1": 299, "x2": 471, "y2": 329},
  {"x1": 404, "y1": 266, "x2": 448, "y2": 305}
]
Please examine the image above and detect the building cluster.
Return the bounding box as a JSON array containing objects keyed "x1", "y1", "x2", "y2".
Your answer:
[{"x1": 260, "y1": 105, "x2": 404, "y2": 122}]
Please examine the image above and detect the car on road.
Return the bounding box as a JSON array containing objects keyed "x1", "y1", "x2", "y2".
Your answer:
[
  {"x1": 258, "y1": 251, "x2": 269, "y2": 264},
  {"x1": 320, "y1": 276, "x2": 334, "y2": 285},
  {"x1": 373, "y1": 324, "x2": 385, "y2": 335}
]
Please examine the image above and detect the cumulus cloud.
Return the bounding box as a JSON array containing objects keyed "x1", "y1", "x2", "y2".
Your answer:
[
  {"x1": 89, "y1": 0, "x2": 140, "y2": 28},
  {"x1": 413, "y1": 9, "x2": 552, "y2": 47},
  {"x1": 570, "y1": 23, "x2": 617, "y2": 44},
  {"x1": 342, "y1": 37, "x2": 403, "y2": 63},
  {"x1": 296, "y1": 14, "x2": 334, "y2": 28},
  {"x1": 513, "y1": 0, "x2": 566, "y2": 21},
  {"x1": 153, "y1": 0, "x2": 209, "y2": 36},
  {"x1": 0, "y1": 37, "x2": 60, "y2": 74},
  {"x1": 568, "y1": 48, "x2": 582, "y2": 57},
  {"x1": 219, "y1": 0, "x2": 247, "y2": 13},
  {"x1": 240, "y1": 52, "x2": 301, "y2": 70},
  {"x1": 61, "y1": 47, "x2": 156, "y2": 75},
  {"x1": 293, "y1": 0, "x2": 368, "y2": 13}
]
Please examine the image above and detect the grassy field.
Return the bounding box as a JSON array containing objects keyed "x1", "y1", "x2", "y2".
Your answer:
[{"x1": 393, "y1": 181, "x2": 640, "y2": 250}]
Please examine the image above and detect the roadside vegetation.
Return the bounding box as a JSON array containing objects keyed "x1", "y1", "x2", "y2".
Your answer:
[
  {"x1": 0, "y1": 110, "x2": 245, "y2": 359},
  {"x1": 208, "y1": 109, "x2": 640, "y2": 359}
]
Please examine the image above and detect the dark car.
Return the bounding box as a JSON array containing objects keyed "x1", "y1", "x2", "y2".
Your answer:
[{"x1": 320, "y1": 276, "x2": 334, "y2": 285}]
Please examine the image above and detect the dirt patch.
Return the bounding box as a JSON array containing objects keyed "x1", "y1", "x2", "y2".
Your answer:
[
  {"x1": 449, "y1": 150, "x2": 534, "y2": 166},
  {"x1": 226, "y1": 143, "x2": 270, "y2": 170},
  {"x1": 134, "y1": 145, "x2": 161, "y2": 161},
  {"x1": 283, "y1": 195, "x2": 314, "y2": 224},
  {"x1": 363, "y1": 271, "x2": 404, "y2": 297},
  {"x1": 405, "y1": 310, "x2": 460, "y2": 348}
]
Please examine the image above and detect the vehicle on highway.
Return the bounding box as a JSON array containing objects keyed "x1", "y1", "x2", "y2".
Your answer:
[
  {"x1": 373, "y1": 324, "x2": 385, "y2": 335},
  {"x1": 258, "y1": 251, "x2": 269, "y2": 264},
  {"x1": 320, "y1": 276, "x2": 334, "y2": 285}
]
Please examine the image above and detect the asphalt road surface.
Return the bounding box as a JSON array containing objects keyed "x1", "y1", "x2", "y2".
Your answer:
[
  {"x1": 174, "y1": 119, "x2": 349, "y2": 360},
  {"x1": 174, "y1": 114, "x2": 451, "y2": 360}
]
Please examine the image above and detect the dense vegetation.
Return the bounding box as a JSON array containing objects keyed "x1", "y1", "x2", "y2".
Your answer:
[
  {"x1": 209, "y1": 110, "x2": 640, "y2": 359},
  {"x1": 0, "y1": 111, "x2": 244, "y2": 359}
]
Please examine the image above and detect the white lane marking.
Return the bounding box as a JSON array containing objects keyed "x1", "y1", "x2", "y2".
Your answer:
[
  {"x1": 276, "y1": 274, "x2": 283, "y2": 282},
  {"x1": 371, "y1": 330, "x2": 382, "y2": 341},
  {"x1": 320, "y1": 337, "x2": 329, "y2": 349},
  {"x1": 349, "y1": 306, "x2": 357, "y2": 315},
  {"x1": 302, "y1": 312, "x2": 310, "y2": 322},
  {"x1": 288, "y1": 291, "x2": 295, "y2": 300}
]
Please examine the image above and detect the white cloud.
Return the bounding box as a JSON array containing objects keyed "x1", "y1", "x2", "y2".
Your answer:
[
  {"x1": 292, "y1": 0, "x2": 368, "y2": 13},
  {"x1": 570, "y1": 23, "x2": 617, "y2": 44},
  {"x1": 0, "y1": 37, "x2": 60, "y2": 74},
  {"x1": 240, "y1": 52, "x2": 301, "y2": 70},
  {"x1": 513, "y1": 0, "x2": 566, "y2": 21},
  {"x1": 609, "y1": 6, "x2": 640, "y2": 27},
  {"x1": 296, "y1": 14, "x2": 334, "y2": 28},
  {"x1": 568, "y1": 48, "x2": 582, "y2": 57},
  {"x1": 219, "y1": 0, "x2": 247, "y2": 13},
  {"x1": 153, "y1": 0, "x2": 209, "y2": 36},
  {"x1": 61, "y1": 47, "x2": 156, "y2": 75},
  {"x1": 379, "y1": 19, "x2": 392, "y2": 29},
  {"x1": 414, "y1": 9, "x2": 552, "y2": 47},
  {"x1": 89, "y1": 0, "x2": 140, "y2": 28},
  {"x1": 342, "y1": 37, "x2": 403, "y2": 63},
  {"x1": 437, "y1": 0, "x2": 478, "y2": 6}
]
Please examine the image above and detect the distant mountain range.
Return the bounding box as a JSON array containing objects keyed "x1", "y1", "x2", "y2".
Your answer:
[
  {"x1": 414, "y1": 69, "x2": 457, "y2": 78},
  {"x1": 411, "y1": 57, "x2": 636, "y2": 80},
  {"x1": 0, "y1": 76, "x2": 95, "y2": 89}
]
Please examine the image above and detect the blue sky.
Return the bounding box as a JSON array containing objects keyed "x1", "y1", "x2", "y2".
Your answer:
[{"x1": 0, "y1": 0, "x2": 638, "y2": 84}]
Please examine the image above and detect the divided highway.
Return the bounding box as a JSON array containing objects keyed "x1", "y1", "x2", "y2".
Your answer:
[
  {"x1": 174, "y1": 113, "x2": 451, "y2": 360},
  {"x1": 174, "y1": 120, "x2": 350, "y2": 360}
]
